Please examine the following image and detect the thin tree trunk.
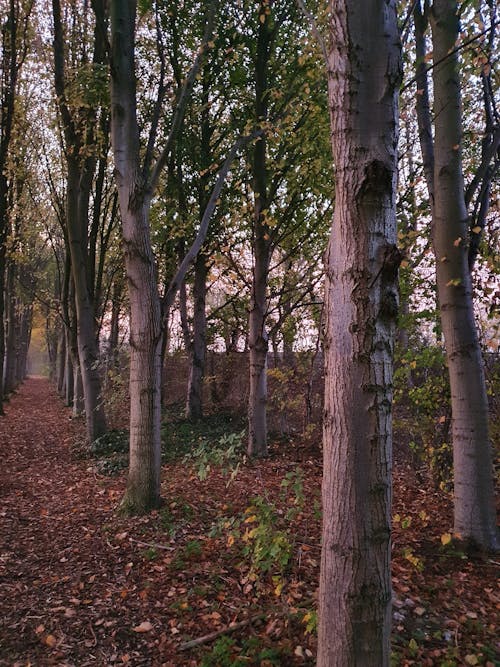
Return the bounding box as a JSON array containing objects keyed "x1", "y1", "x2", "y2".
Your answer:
[
  {"x1": 3, "y1": 259, "x2": 17, "y2": 393},
  {"x1": 430, "y1": 0, "x2": 498, "y2": 551},
  {"x1": 248, "y1": 244, "x2": 270, "y2": 456},
  {"x1": 64, "y1": 328, "x2": 74, "y2": 407},
  {"x1": 186, "y1": 252, "x2": 207, "y2": 420},
  {"x1": 67, "y1": 158, "x2": 107, "y2": 441},
  {"x1": 57, "y1": 329, "x2": 66, "y2": 394},
  {"x1": 247, "y1": 5, "x2": 273, "y2": 457},
  {"x1": 317, "y1": 1, "x2": 401, "y2": 665}
]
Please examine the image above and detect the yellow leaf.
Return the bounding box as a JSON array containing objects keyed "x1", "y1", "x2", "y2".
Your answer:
[
  {"x1": 471, "y1": 226, "x2": 481, "y2": 234},
  {"x1": 244, "y1": 515, "x2": 258, "y2": 523},
  {"x1": 132, "y1": 621, "x2": 153, "y2": 633},
  {"x1": 441, "y1": 532, "x2": 452, "y2": 546},
  {"x1": 465, "y1": 655, "x2": 479, "y2": 666},
  {"x1": 227, "y1": 534, "x2": 235, "y2": 547},
  {"x1": 274, "y1": 581, "x2": 284, "y2": 596},
  {"x1": 410, "y1": 360, "x2": 417, "y2": 369}
]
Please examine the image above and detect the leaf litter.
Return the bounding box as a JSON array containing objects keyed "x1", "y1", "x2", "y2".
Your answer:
[{"x1": 0, "y1": 378, "x2": 498, "y2": 665}]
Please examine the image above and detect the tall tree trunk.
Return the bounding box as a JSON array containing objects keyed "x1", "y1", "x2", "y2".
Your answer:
[
  {"x1": 110, "y1": 0, "x2": 162, "y2": 514},
  {"x1": 317, "y1": 2, "x2": 401, "y2": 665},
  {"x1": 186, "y1": 252, "x2": 207, "y2": 420},
  {"x1": 247, "y1": 4, "x2": 272, "y2": 457},
  {"x1": 430, "y1": 0, "x2": 498, "y2": 551},
  {"x1": 52, "y1": 0, "x2": 107, "y2": 442},
  {"x1": 67, "y1": 158, "x2": 107, "y2": 441}
]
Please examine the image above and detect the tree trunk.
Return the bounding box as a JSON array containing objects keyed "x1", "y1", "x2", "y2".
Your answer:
[
  {"x1": 110, "y1": 0, "x2": 162, "y2": 514},
  {"x1": 108, "y1": 279, "x2": 122, "y2": 369},
  {"x1": 430, "y1": 0, "x2": 499, "y2": 551},
  {"x1": 57, "y1": 329, "x2": 66, "y2": 395},
  {"x1": 248, "y1": 243, "x2": 270, "y2": 456},
  {"x1": 247, "y1": 5, "x2": 272, "y2": 457},
  {"x1": 3, "y1": 260, "x2": 18, "y2": 394},
  {"x1": 317, "y1": 2, "x2": 401, "y2": 665},
  {"x1": 73, "y1": 362, "x2": 84, "y2": 417},
  {"x1": 186, "y1": 252, "x2": 207, "y2": 420},
  {"x1": 18, "y1": 305, "x2": 31, "y2": 383},
  {"x1": 66, "y1": 158, "x2": 108, "y2": 441}
]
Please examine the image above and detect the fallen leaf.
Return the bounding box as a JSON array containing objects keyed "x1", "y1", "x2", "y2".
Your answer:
[{"x1": 132, "y1": 621, "x2": 153, "y2": 633}]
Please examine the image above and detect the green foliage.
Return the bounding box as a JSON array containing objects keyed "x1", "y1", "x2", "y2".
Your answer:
[
  {"x1": 302, "y1": 609, "x2": 318, "y2": 635},
  {"x1": 88, "y1": 429, "x2": 129, "y2": 477},
  {"x1": 241, "y1": 496, "x2": 293, "y2": 578},
  {"x1": 280, "y1": 466, "x2": 305, "y2": 521},
  {"x1": 183, "y1": 430, "x2": 244, "y2": 482},
  {"x1": 200, "y1": 635, "x2": 287, "y2": 666},
  {"x1": 394, "y1": 345, "x2": 453, "y2": 487},
  {"x1": 89, "y1": 429, "x2": 129, "y2": 457}
]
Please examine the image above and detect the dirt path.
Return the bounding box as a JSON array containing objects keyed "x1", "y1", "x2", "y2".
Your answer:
[{"x1": 0, "y1": 378, "x2": 133, "y2": 666}]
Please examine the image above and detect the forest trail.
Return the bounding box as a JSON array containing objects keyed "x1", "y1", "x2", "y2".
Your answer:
[{"x1": 0, "y1": 377, "x2": 130, "y2": 665}]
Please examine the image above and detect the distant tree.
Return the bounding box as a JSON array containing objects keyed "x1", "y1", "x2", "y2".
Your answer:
[
  {"x1": 318, "y1": 0, "x2": 401, "y2": 664},
  {"x1": 51, "y1": 0, "x2": 108, "y2": 441}
]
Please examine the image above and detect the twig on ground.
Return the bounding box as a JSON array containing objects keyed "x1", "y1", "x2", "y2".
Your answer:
[
  {"x1": 128, "y1": 537, "x2": 175, "y2": 551},
  {"x1": 178, "y1": 613, "x2": 267, "y2": 651}
]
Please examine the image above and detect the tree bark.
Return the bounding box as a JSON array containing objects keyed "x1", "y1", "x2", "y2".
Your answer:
[
  {"x1": 110, "y1": 0, "x2": 162, "y2": 514},
  {"x1": 318, "y1": 2, "x2": 401, "y2": 665},
  {"x1": 430, "y1": 0, "x2": 499, "y2": 550},
  {"x1": 186, "y1": 252, "x2": 207, "y2": 420},
  {"x1": 66, "y1": 158, "x2": 108, "y2": 440},
  {"x1": 247, "y1": 4, "x2": 273, "y2": 457}
]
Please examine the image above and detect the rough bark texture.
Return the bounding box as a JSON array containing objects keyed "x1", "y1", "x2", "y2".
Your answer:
[
  {"x1": 318, "y1": 1, "x2": 401, "y2": 665},
  {"x1": 430, "y1": 0, "x2": 499, "y2": 551},
  {"x1": 110, "y1": 0, "x2": 162, "y2": 514}
]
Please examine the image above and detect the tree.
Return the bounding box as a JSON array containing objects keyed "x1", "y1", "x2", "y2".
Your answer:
[
  {"x1": 0, "y1": 0, "x2": 33, "y2": 410},
  {"x1": 51, "y1": 0, "x2": 108, "y2": 441},
  {"x1": 317, "y1": 0, "x2": 401, "y2": 664},
  {"x1": 413, "y1": 0, "x2": 499, "y2": 551}
]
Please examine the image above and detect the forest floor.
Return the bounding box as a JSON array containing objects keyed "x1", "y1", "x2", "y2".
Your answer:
[{"x1": 0, "y1": 377, "x2": 498, "y2": 667}]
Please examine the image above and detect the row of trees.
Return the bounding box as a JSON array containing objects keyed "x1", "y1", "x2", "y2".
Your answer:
[{"x1": 0, "y1": 0, "x2": 498, "y2": 663}]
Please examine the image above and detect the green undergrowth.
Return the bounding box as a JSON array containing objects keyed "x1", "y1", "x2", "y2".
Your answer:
[{"x1": 86, "y1": 410, "x2": 246, "y2": 477}]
